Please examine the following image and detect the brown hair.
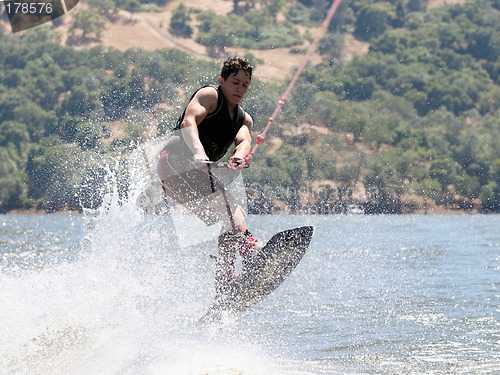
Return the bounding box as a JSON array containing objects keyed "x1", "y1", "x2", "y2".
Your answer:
[{"x1": 220, "y1": 57, "x2": 253, "y2": 80}]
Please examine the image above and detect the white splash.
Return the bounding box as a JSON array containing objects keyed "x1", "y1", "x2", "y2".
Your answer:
[{"x1": 0, "y1": 140, "x2": 287, "y2": 375}]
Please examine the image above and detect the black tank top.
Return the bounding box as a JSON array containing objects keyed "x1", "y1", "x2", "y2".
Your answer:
[{"x1": 176, "y1": 85, "x2": 245, "y2": 161}]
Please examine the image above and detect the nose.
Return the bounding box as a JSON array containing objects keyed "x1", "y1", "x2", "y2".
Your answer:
[{"x1": 237, "y1": 83, "x2": 247, "y2": 93}]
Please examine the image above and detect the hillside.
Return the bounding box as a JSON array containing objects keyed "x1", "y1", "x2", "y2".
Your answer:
[
  {"x1": 0, "y1": 0, "x2": 466, "y2": 82},
  {"x1": 79, "y1": 0, "x2": 469, "y2": 82},
  {"x1": 2, "y1": 0, "x2": 498, "y2": 215},
  {"x1": 52, "y1": 0, "x2": 360, "y2": 82}
]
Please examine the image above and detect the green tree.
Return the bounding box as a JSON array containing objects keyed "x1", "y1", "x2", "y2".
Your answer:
[
  {"x1": 170, "y1": 3, "x2": 193, "y2": 37},
  {"x1": 68, "y1": 9, "x2": 106, "y2": 43},
  {"x1": 196, "y1": 12, "x2": 235, "y2": 56},
  {"x1": 478, "y1": 86, "x2": 500, "y2": 115},
  {"x1": 245, "y1": 8, "x2": 268, "y2": 37},
  {"x1": 100, "y1": 76, "x2": 132, "y2": 120},
  {"x1": 354, "y1": 2, "x2": 395, "y2": 41},
  {"x1": 26, "y1": 137, "x2": 88, "y2": 211},
  {"x1": 479, "y1": 181, "x2": 500, "y2": 211},
  {"x1": 262, "y1": 0, "x2": 283, "y2": 22},
  {"x1": 0, "y1": 121, "x2": 30, "y2": 155},
  {"x1": 408, "y1": 0, "x2": 425, "y2": 12},
  {"x1": 75, "y1": 121, "x2": 103, "y2": 150},
  {"x1": 363, "y1": 149, "x2": 404, "y2": 213},
  {"x1": 86, "y1": 0, "x2": 121, "y2": 21},
  {"x1": 328, "y1": 0, "x2": 356, "y2": 33},
  {"x1": 232, "y1": 0, "x2": 243, "y2": 15},
  {"x1": 318, "y1": 33, "x2": 345, "y2": 61},
  {"x1": 59, "y1": 87, "x2": 103, "y2": 119},
  {"x1": 362, "y1": 113, "x2": 399, "y2": 151},
  {"x1": 414, "y1": 178, "x2": 442, "y2": 202},
  {"x1": 306, "y1": 91, "x2": 340, "y2": 127},
  {"x1": 123, "y1": 0, "x2": 141, "y2": 19},
  {"x1": 0, "y1": 141, "x2": 28, "y2": 212}
]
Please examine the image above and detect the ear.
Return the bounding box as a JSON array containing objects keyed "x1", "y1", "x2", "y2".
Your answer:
[{"x1": 218, "y1": 76, "x2": 225, "y2": 85}]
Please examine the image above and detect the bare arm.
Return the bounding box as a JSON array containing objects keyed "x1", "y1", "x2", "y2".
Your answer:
[
  {"x1": 179, "y1": 87, "x2": 218, "y2": 161},
  {"x1": 229, "y1": 112, "x2": 253, "y2": 167}
]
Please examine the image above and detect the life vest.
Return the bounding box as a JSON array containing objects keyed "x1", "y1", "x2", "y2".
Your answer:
[{"x1": 175, "y1": 85, "x2": 246, "y2": 161}]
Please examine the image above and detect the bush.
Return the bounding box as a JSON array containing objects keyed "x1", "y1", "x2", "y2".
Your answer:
[{"x1": 170, "y1": 4, "x2": 193, "y2": 37}]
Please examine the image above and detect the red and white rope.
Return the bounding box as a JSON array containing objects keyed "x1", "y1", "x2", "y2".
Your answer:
[{"x1": 244, "y1": 0, "x2": 343, "y2": 165}]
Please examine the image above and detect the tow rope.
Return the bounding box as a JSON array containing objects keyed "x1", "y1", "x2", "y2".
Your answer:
[{"x1": 244, "y1": 0, "x2": 343, "y2": 166}]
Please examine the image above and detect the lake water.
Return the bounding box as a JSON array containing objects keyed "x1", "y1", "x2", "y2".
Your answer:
[{"x1": 1, "y1": 211, "x2": 498, "y2": 374}]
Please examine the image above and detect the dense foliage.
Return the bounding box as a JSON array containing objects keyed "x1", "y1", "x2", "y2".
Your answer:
[
  {"x1": 0, "y1": 0, "x2": 499, "y2": 213},
  {"x1": 0, "y1": 29, "x2": 218, "y2": 211},
  {"x1": 249, "y1": 0, "x2": 500, "y2": 213}
]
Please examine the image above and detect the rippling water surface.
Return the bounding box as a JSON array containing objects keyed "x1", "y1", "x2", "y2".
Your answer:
[{"x1": 1, "y1": 212, "x2": 499, "y2": 374}]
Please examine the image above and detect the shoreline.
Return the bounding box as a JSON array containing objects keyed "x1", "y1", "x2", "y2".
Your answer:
[
  {"x1": 2, "y1": 208, "x2": 494, "y2": 216},
  {"x1": 3, "y1": 209, "x2": 81, "y2": 216}
]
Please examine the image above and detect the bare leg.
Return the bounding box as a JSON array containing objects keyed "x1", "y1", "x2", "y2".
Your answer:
[
  {"x1": 215, "y1": 231, "x2": 240, "y2": 300},
  {"x1": 214, "y1": 225, "x2": 261, "y2": 301}
]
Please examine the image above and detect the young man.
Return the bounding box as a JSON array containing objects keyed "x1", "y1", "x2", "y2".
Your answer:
[{"x1": 157, "y1": 57, "x2": 259, "y2": 300}]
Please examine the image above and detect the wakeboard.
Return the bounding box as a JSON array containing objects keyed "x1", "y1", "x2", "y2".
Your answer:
[{"x1": 200, "y1": 225, "x2": 314, "y2": 322}]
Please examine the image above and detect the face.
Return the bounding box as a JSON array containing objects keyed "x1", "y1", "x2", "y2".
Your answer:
[{"x1": 219, "y1": 70, "x2": 251, "y2": 106}]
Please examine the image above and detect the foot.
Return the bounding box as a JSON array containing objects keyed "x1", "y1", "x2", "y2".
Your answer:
[
  {"x1": 215, "y1": 230, "x2": 262, "y2": 300},
  {"x1": 239, "y1": 230, "x2": 263, "y2": 275}
]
